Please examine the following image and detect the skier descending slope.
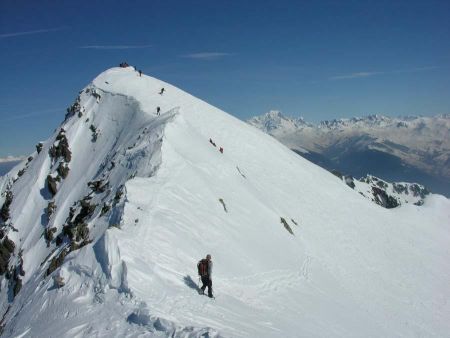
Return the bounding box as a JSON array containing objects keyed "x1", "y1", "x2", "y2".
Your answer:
[{"x1": 198, "y1": 254, "x2": 213, "y2": 298}]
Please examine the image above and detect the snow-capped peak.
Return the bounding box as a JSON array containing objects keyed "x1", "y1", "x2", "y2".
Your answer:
[
  {"x1": 0, "y1": 67, "x2": 449, "y2": 337},
  {"x1": 247, "y1": 110, "x2": 311, "y2": 134}
]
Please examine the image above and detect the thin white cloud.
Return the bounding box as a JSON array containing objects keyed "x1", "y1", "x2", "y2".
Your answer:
[
  {"x1": 0, "y1": 156, "x2": 26, "y2": 163},
  {"x1": 79, "y1": 44, "x2": 152, "y2": 50},
  {"x1": 329, "y1": 66, "x2": 438, "y2": 81},
  {"x1": 329, "y1": 71, "x2": 383, "y2": 80},
  {"x1": 0, "y1": 27, "x2": 66, "y2": 39},
  {"x1": 0, "y1": 108, "x2": 62, "y2": 123},
  {"x1": 181, "y1": 52, "x2": 232, "y2": 60}
]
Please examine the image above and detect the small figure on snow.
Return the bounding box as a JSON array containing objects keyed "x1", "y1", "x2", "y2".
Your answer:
[
  {"x1": 209, "y1": 138, "x2": 216, "y2": 147},
  {"x1": 159, "y1": 87, "x2": 165, "y2": 95},
  {"x1": 219, "y1": 147, "x2": 223, "y2": 154},
  {"x1": 197, "y1": 254, "x2": 213, "y2": 298},
  {"x1": 156, "y1": 106, "x2": 161, "y2": 116},
  {"x1": 139, "y1": 70, "x2": 142, "y2": 77}
]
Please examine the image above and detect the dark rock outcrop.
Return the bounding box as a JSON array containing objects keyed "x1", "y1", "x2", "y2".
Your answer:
[
  {"x1": 48, "y1": 200, "x2": 94, "y2": 275},
  {"x1": 280, "y1": 217, "x2": 294, "y2": 235},
  {"x1": 46, "y1": 249, "x2": 68, "y2": 276},
  {"x1": 90, "y1": 124, "x2": 99, "y2": 142},
  {"x1": 372, "y1": 187, "x2": 399, "y2": 209},
  {"x1": 57, "y1": 162, "x2": 70, "y2": 179},
  {"x1": 49, "y1": 130, "x2": 72, "y2": 163},
  {"x1": 17, "y1": 168, "x2": 26, "y2": 178},
  {"x1": 65, "y1": 96, "x2": 81, "y2": 120},
  {"x1": 57, "y1": 197, "x2": 96, "y2": 253},
  {"x1": 100, "y1": 203, "x2": 111, "y2": 216},
  {"x1": 409, "y1": 184, "x2": 429, "y2": 199},
  {"x1": 36, "y1": 142, "x2": 43, "y2": 154},
  {"x1": 46, "y1": 175, "x2": 59, "y2": 197},
  {"x1": 12, "y1": 277, "x2": 22, "y2": 297},
  {"x1": 88, "y1": 180, "x2": 108, "y2": 193},
  {"x1": 218, "y1": 198, "x2": 227, "y2": 212},
  {"x1": 0, "y1": 237, "x2": 15, "y2": 275},
  {"x1": 393, "y1": 183, "x2": 408, "y2": 194},
  {"x1": 0, "y1": 191, "x2": 13, "y2": 222},
  {"x1": 46, "y1": 201, "x2": 56, "y2": 218},
  {"x1": 44, "y1": 227, "x2": 57, "y2": 246}
]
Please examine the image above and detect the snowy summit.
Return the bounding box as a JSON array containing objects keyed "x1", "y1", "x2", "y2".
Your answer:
[{"x1": 0, "y1": 67, "x2": 449, "y2": 337}]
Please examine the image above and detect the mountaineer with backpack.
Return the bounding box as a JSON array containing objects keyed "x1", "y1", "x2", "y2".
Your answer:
[{"x1": 197, "y1": 254, "x2": 213, "y2": 298}]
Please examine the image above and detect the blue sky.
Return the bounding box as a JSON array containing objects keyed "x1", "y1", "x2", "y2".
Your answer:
[{"x1": 0, "y1": 0, "x2": 449, "y2": 157}]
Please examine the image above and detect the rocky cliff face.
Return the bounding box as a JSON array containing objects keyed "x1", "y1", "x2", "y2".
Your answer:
[{"x1": 330, "y1": 171, "x2": 429, "y2": 208}]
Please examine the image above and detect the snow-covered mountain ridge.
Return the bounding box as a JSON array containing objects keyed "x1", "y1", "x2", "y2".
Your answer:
[
  {"x1": 0, "y1": 68, "x2": 449, "y2": 337},
  {"x1": 249, "y1": 110, "x2": 450, "y2": 133},
  {"x1": 248, "y1": 111, "x2": 450, "y2": 196}
]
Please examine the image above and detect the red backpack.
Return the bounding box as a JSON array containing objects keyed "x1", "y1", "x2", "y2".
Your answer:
[{"x1": 197, "y1": 259, "x2": 208, "y2": 276}]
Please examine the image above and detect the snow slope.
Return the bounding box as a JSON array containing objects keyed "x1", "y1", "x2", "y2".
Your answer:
[{"x1": 1, "y1": 67, "x2": 449, "y2": 337}]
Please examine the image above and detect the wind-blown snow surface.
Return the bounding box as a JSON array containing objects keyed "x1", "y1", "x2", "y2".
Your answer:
[{"x1": 1, "y1": 68, "x2": 450, "y2": 337}]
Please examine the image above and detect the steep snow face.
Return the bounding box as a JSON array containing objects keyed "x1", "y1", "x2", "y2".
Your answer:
[{"x1": 1, "y1": 68, "x2": 450, "y2": 337}]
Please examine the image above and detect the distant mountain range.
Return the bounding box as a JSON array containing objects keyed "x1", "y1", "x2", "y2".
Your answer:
[{"x1": 248, "y1": 111, "x2": 450, "y2": 197}]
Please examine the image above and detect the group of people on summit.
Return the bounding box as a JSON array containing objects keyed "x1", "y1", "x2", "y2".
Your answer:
[{"x1": 119, "y1": 61, "x2": 143, "y2": 78}]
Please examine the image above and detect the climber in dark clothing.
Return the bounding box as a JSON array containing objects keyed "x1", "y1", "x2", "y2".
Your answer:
[
  {"x1": 139, "y1": 70, "x2": 142, "y2": 77},
  {"x1": 156, "y1": 106, "x2": 161, "y2": 116},
  {"x1": 159, "y1": 87, "x2": 165, "y2": 95},
  {"x1": 197, "y1": 254, "x2": 213, "y2": 298}
]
